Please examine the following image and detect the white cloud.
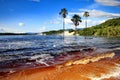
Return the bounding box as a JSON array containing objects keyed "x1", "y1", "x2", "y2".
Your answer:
[
  {"x1": 95, "y1": 0, "x2": 120, "y2": 6},
  {"x1": 18, "y1": 22, "x2": 25, "y2": 27},
  {"x1": 49, "y1": 20, "x2": 60, "y2": 24},
  {"x1": 39, "y1": 26, "x2": 46, "y2": 32},
  {"x1": 48, "y1": 16, "x2": 61, "y2": 25},
  {"x1": 65, "y1": 18, "x2": 72, "y2": 24},
  {"x1": 86, "y1": 3, "x2": 100, "y2": 9},
  {"x1": 48, "y1": 9, "x2": 120, "y2": 29},
  {"x1": 30, "y1": 0, "x2": 40, "y2": 2},
  {"x1": 64, "y1": 9, "x2": 120, "y2": 28},
  {"x1": 79, "y1": 9, "x2": 120, "y2": 18},
  {"x1": 0, "y1": 24, "x2": 25, "y2": 33}
]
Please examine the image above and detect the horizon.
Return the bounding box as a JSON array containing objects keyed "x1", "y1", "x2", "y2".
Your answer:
[{"x1": 0, "y1": 0, "x2": 120, "y2": 33}]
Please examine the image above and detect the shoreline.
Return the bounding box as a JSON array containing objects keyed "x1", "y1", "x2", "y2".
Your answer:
[{"x1": 0, "y1": 48, "x2": 120, "y2": 80}]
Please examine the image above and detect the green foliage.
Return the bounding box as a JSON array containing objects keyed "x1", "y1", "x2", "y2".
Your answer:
[
  {"x1": 78, "y1": 17, "x2": 120, "y2": 37},
  {"x1": 42, "y1": 30, "x2": 64, "y2": 35},
  {"x1": 59, "y1": 8, "x2": 68, "y2": 18},
  {"x1": 68, "y1": 29, "x2": 74, "y2": 33},
  {"x1": 71, "y1": 14, "x2": 82, "y2": 26},
  {"x1": 83, "y1": 11, "x2": 89, "y2": 17},
  {"x1": 100, "y1": 17, "x2": 120, "y2": 27}
]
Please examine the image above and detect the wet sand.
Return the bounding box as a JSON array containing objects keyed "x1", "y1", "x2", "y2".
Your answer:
[{"x1": 0, "y1": 48, "x2": 120, "y2": 80}]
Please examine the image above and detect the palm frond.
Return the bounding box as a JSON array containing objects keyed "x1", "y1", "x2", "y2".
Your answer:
[{"x1": 59, "y1": 8, "x2": 68, "y2": 18}]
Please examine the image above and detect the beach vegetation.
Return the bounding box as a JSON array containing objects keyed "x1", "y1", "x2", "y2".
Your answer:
[
  {"x1": 71, "y1": 14, "x2": 82, "y2": 35},
  {"x1": 59, "y1": 8, "x2": 68, "y2": 38},
  {"x1": 83, "y1": 11, "x2": 89, "y2": 37}
]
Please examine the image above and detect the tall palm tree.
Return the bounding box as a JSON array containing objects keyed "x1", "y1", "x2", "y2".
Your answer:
[
  {"x1": 59, "y1": 8, "x2": 68, "y2": 39},
  {"x1": 83, "y1": 11, "x2": 89, "y2": 36},
  {"x1": 71, "y1": 14, "x2": 82, "y2": 35}
]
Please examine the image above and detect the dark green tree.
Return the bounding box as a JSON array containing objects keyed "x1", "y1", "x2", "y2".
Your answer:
[
  {"x1": 59, "y1": 8, "x2": 68, "y2": 39},
  {"x1": 83, "y1": 11, "x2": 89, "y2": 36},
  {"x1": 71, "y1": 14, "x2": 82, "y2": 35},
  {"x1": 83, "y1": 11, "x2": 89, "y2": 28}
]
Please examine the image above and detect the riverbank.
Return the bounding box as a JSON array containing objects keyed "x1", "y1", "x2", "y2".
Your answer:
[{"x1": 0, "y1": 48, "x2": 120, "y2": 80}]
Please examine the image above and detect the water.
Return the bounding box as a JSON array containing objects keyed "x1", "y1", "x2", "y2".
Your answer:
[{"x1": 0, "y1": 35, "x2": 120, "y2": 72}]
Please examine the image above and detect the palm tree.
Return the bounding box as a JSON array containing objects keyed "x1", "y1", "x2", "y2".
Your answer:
[
  {"x1": 59, "y1": 8, "x2": 68, "y2": 39},
  {"x1": 71, "y1": 14, "x2": 82, "y2": 35},
  {"x1": 83, "y1": 11, "x2": 89, "y2": 36}
]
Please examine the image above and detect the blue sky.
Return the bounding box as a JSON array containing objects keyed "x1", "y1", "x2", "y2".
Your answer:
[{"x1": 0, "y1": 0, "x2": 120, "y2": 33}]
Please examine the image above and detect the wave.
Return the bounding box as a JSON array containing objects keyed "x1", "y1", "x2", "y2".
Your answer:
[
  {"x1": 89, "y1": 64, "x2": 120, "y2": 80},
  {"x1": 64, "y1": 52, "x2": 115, "y2": 66},
  {"x1": 29, "y1": 54, "x2": 54, "y2": 66},
  {"x1": 0, "y1": 50, "x2": 120, "y2": 80}
]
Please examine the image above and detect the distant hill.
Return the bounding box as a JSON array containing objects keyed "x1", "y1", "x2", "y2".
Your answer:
[
  {"x1": 0, "y1": 33, "x2": 38, "y2": 35},
  {"x1": 78, "y1": 17, "x2": 120, "y2": 37}
]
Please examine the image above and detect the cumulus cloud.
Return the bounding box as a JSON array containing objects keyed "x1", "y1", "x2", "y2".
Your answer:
[
  {"x1": 79, "y1": 9, "x2": 120, "y2": 18},
  {"x1": 18, "y1": 22, "x2": 25, "y2": 27},
  {"x1": 95, "y1": 0, "x2": 120, "y2": 6},
  {"x1": 50, "y1": 9, "x2": 120, "y2": 29},
  {"x1": 30, "y1": 0, "x2": 40, "y2": 2},
  {"x1": 65, "y1": 9, "x2": 120, "y2": 27}
]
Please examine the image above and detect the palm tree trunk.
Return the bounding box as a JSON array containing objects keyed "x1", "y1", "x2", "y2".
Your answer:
[
  {"x1": 63, "y1": 18, "x2": 65, "y2": 41},
  {"x1": 75, "y1": 26, "x2": 77, "y2": 40},
  {"x1": 63, "y1": 18, "x2": 66, "y2": 54},
  {"x1": 75, "y1": 26, "x2": 77, "y2": 35},
  {"x1": 85, "y1": 17, "x2": 87, "y2": 39},
  {"x1": 85, "y1": 17, "x2": 87, "y2": 36},
  {"x1": 85, "y1": 17, "x2": 87, "y2": 29}
]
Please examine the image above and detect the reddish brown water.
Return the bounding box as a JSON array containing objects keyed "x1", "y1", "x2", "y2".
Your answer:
[{"x1": 0, "y1": 48, "x2": 120, "y2": 80}]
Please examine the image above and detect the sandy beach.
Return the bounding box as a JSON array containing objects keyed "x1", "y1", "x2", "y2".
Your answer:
[{"x1": 0, "y1": 48, "x2": 120, "y2": 80}]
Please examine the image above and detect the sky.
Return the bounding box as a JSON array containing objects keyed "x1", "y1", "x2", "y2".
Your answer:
[{"x1": 0, "y1": 0, "x2": 120, "y2": 33}]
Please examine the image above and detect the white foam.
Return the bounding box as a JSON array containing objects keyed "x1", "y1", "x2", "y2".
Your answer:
[
  {"x1": 88, "y1": 64, "x2": 120, "y2": 80},
  {"x1": 66, "y1": 52, "x2": 115, "y2": 66},
  {"x1": 30, "y1": 54, "x2": 53, "y2": 66},
  {"x1": 9, "y1": 70, "x2": 16, "y2": 73},
  {"x1": 29, "y1": 54, "x2": 53, "y2": 60},
  {"x1": 36, "y1": 59, "x2": 49, "y2": 66}
]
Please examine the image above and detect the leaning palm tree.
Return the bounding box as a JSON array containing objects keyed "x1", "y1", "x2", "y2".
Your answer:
[
  {"x1": 71, "y1": 14, "x2": 82, "y2": 35},
  {"x1": 59, "y1": 8, "x2": 68, "y2": 40},
  {"x1": 83, "y1": 11, "x2": 89, "y2": 36}
]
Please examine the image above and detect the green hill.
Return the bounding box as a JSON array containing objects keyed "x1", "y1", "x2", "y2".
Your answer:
[{"x1": 78, "y1": 17, "x2": 120, "y2": 37}]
